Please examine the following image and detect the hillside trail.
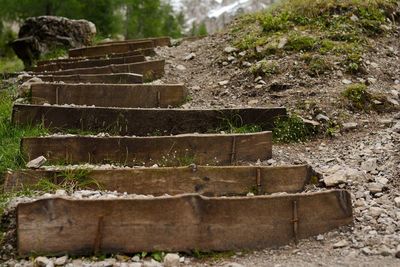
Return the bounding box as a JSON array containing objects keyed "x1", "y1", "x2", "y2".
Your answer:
[{"x1": 153, "y1": 36, "x2": 400, "y2": 266}]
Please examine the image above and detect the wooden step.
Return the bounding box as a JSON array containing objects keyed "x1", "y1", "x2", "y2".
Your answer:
[
  {"x1": 32, "y1": 60, "x2": 165, "y2": 80},
  {"x1": 17, "y1": 190, "x2": 353, "y2": 256},
  {"x1": 29, "y1": 83, "x2": 187, "y2": 108},
  {"x1": 36, "y1": 48, "x2": 155, "y2": 66},
  {"x1": 21, "y1": 73, "x2": 143, "y2": 84},
  {"x1": 34, "y1": 55, "x2": 146, "y2": 72},
  {"x1": 12, "y1": 104, "x2": 286, "y2": 135},
  {"x1": 5, "y1": 165, "x2": 314, "y2": 195},
  {"x1": 21, "y1": 132, "x2": 272, "y2": 166},
  {"x1": 100, "y1": 36, "x2": 171, "y2": 47},
  {"x1": 69, "y1": 41, "x2": 154, "y2": 58}
]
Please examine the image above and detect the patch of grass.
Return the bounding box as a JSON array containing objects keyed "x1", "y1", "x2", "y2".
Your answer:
[
  {"x1": 273, "y1": 115, "x2": 316, "y2": 143},
  {"x1": 0, "y1": 57, "x2": 24, "y2": 73},
  {"x1": 39, "y1": 48, "x2": 68, "y2": 61},
  {"x1": 0, "y1": 83, "x2": 48, "y2": 181},
  {"x1": 250, "y1": 59, "x2": 280, "y2": 76},
  {"x1": 307, "y1": 56, "x2": 333, "y2": 76},
  {"x1": 285, "y1": 34, "x2": 318, "y2": 52},
  {"x1": 342, "y1": 83, "x2": 370, "y2": 110},
  {"x1": 192, "y1": 250, "x2": 235, "y2": 261}
]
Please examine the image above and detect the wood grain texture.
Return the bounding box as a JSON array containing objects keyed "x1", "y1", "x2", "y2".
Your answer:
[
  {"x1": 32, "y1": 60, "x2": 165, "y2": 79},
  {"x1": 37, "y1": 48, "x2": 154, "y2": 66},
  {"x1": 99, "y1": 37, "x2": 171, "y2": 47},
  {"x1": 4, "y1": 165, "x2": 313, "y2": 195},
  {"x1": 69, "y1": 41, "x2": 154, "y2": 57},
  {"x1": 34, "y1": 55, "x2": 146, "y2": 72},
  {"x1": 21, "y1": 73, "x2": 143, "y2": 84},
  {"x1": 30, "y1": 83, "x2": 187, "y2": 108},
  {"x1": 17, "y1": 190, "x2": 353, "y2": 256},
  {"x1": 12, "y1": 104, "x2": 287, "y2": 135},
  {"x1": 21, "y1": 132, "x2": 272, "y2": 166}
]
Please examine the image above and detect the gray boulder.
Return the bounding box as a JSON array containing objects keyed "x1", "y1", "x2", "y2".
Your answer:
[{"x1": 11, "y1": 16, "x2": 96, "y2": 68}]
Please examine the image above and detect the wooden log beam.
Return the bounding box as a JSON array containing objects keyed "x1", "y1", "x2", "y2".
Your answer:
[
  {"x1": 99, "y1": 37, "x2": 171, "y2": 47},
  {"x1": 17, "y1": 190, "x2": 353, "y2": 256},
  {"x1": 29, "y1": 83, "x2": 187, "y2": 108},
  {"x1": 34, "y1": 55, "x2": 146, "y2": 72},
  {"x1": 12, "y1": 104, "x2": 287, "y2": 135},
  {"x1": 4, "y1": 165, "x2": 314, "y2": 195},
  {"x1": 21, "y1": 132, "x2": 272, "y2": 166},
  {"x1": 32, "y1": 60, "x2": 165, "y2": 80},
  {"x1": 69, "y1": 41, "x2": 154, "y2": 58},
  {"x1": 20, "y1": 73, "x2": 143, "y2": 84}
]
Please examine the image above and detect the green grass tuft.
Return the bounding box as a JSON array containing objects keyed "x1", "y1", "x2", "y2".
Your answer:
[{"x1": 273, "y1": 115, "x2": 316, "y2": 143}]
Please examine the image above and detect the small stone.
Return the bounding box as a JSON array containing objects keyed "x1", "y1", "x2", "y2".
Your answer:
[
  {"x1": 342, "y1": 122, "x2": 358, "y2": 131},
  {"x1": 361, "y1": 247, "x2": 373, "y2": 255},
  {"x1": 224, "y1": 46, "x2": 238, "y2": 53},
  {"x1": 26, "y1": 156, "x2": 47, "y2": 169},
  {"x1": 342, "y1": 79, "x2": 352, "y2": 85},
  {"x1": 394, "y1": 197, "x2": 400, "y2": 208},
  {"x1": 242, "y1": 61, "x2": 252, "y2": 67},
  {"x1": 184, "y1": 53, "x2": 196, "y2": 60},
  {"x1": 333, "y1": 240, "x2": 349, "y2": 248},
  {"x1": 248, "y1": 100, "x2": 259, "y2": 105},
  {"x1": 375, "y1": 177, "x2": 388, "y2": 185},
  {"x1": 369, "y1": 206, "x2": 384, "y2": 217},
  {"x1": 54, "y1": 256, "x2": 68, "y2": 266},
  {"x1": 128, "y1": 263, "x2": 142, "y2": 267},
  {"x1": 361, "y1": 158, "x2": 378, "y2": 172},
  {"x1": 131, "y1": 256, "x2": 140, "y2": 262},
  {"x1": 367, "y1": 77, "x2": 377, "y2": 84},
  {"x1": 238, "y1": 51, "x2": 246, "y2": 57},
  {"x1": 395, "y1": 244, "x2": 400, "y2": 258},
  {"x1": 55, "y1": 189, "x2": 67, "y2": 196},
  {"x1": 316, "y1": 114, "x2": 330, "y2": 122},
  {"x1": 227, "y1": 56, "x2": 235, "y2": 62},
  {"x1": 223, "y1": 263, "x2": 245, "y2": 267},
  {"x1": 379, "y1": 245, "x2": 392, "y2": 257},
  {"x1": 278, "y1": 37, "x2": 288, "y2": 49},
  {"x1": 368, "y1": 183, "x2": 384, "y2": 194},
  {"x1": 34, "y1": 257, "x2": 53, "y2": 267},
  {"x1": 392, "y1": 122, "x2": 400, "y2": 133},
  {"x1": 218, "y1": 80, "x2": 229, "y2": 86},
  {"x1": 316, "y1": 234, "x2": 324, "y2": 241},
  {"x1": 176, "y1": 64, "x2": 186, "y2": 71},
  {"x1": 350, "y1": 14, "x2": 359, "y2": 21},
  {"x1": 163, "y1": 253, "x2": 180, "y2": 267},
  {"x1": 143, "y1": 259, "x2": 162, "y2": 267},
  {"x1": 387, "y1": 98, "x2": 399, "y2": 106}
]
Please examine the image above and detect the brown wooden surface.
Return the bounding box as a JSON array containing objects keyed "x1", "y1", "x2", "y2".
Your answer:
[
  {"x1": 21, "y1": 73, "x2": 143, "y2": 84},
  {"x1": 100, "y1": 37, "x2": 171, "y2": 47},
  {"x1": 34, "y1": 55, "x2": 146, "y2": 72},
  {"x1": 69, "y1": 41, "x2": 154, "y2": 58},
  {"x1": 17, "y1": 190, "x2": 353, "y2": 256},
  {"x1": 12, "y1": 104, "x2": 287, "y2": 135},
  {"x1": 32, "y1": 60, "x2": 165, "y2": 79},
  {"x1": 21, "y1": 132, "x2": 272, "y2": 166},
  {"x1": 4, "y1": 165, "x2": 313, "y2": 195},
  {"x1": 30, "y1": 83, "x2": 187, "y2": 108},
  {"x1": 36, "y1": 48, "x2": 154, "y2": 66}
]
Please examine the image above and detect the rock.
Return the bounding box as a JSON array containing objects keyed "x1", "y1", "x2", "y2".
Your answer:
[
  {"x1": 324, "y1": 166, "x2": 365, "y2": 186},
  {"x1": 394, "y1": 197, "x2": 400, "y2": 208},
  {"x1": 278, "y1": 37, "x2": 288, "y2": 49},
  {"x1": 316, "y1": 234, "x2": 324, "y2": 241},
  {"x1": 128, "y1": 263, "x2": 142, "y2": 267},
  {"x1": 361, "y1": 158, "x2": 378, "y2": 172},
  {"x1": 54, "y1": 256, "x2": 68, "y2": 266},
  {"x1": 248, "y1": 99, "x2": 259, "y2": 105},
  {"x1": 12, "y1": 16, "x2": 96, "y2": 68},
  {"x1": 26, "y1": 156, "x2": 47, "y2": 169},
  {"x1": 369, "y1": 206, "x2": 384, "y2": 217},
  {"x1": 18, "y1": 77, "x2": 43, "y2": 96},
  {"x1": 163, "y1": 253, "x2": 180, "y2": 267},
  {"x1": 342, "y1": 122, "x2": 358, "y2": 131},
  {"x1": 316, "y1": 114, "x2": 330, "y2": 122},
  {"x1": 227, "y1": 56, "x2": 235, "y2": 61},
  {"x1": 300, "y1": 117, "x2": 320, "y2": 127},
  {"x1": 379, "y1": 245, "x2": 392, "y2": 256},
  {"x1": 269, "y1": 81, "x2": 292, "y2": 92},
  {"x1": 184, "y1": 53, "x2": 196, "y2": 60},
  {"x1": 396, "y1": 244, "x2": 400, "y2": 258},
  {"x1": 218, "y1": 80, "x2": 229, "y2": 86},
  {"x1": 131, "y1": 256, "x2": 140, "y2": 262},
  {"x1": 242, "y1": 61, "x2": 252, "y2": 67},
  {"x1": 143, "y1": 259, "x2": 162, "y2": 267},
  {"x1": 368, "y1": 183, "x2": 384, "y2": 194},
  {"x1": 176, "y1": 64, "x2": 186, "y2": 71},
  {"x1": 375, "y1": 177, "x2": 388, "y2": 185},
  {"x1": 361, "y1": 247, "x2": 373, "y2": 255},
  {"x1": 392, "y1": 122, "x2": 400, "y2": 133},
  {"x1": 387, "y1": 97, "x2": 399, "y2": 106},
  {"x1": 223, "y1": 263, "x2": 245, "y2": 267},
  {"x1": 34, "y1": 257, "x2": 54, "y2": 267},
  {"x1": 342, "y1": 79, "x2": 352, "y2": 85},
  {"x1": 333, "y1": 240, "x2": 349, "y2": 248},
  {"x1": 224, "y1": 46, "x2": 238, "y2": 53},
  {"x1": 390, "y1": 89, "x2": 399, "y2": 99}
]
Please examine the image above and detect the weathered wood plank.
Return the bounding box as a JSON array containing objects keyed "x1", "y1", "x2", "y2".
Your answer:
[
  {"x1": 17, "y1": 190, "x2": 353, "y2": 256},
  {"x1": 12, "y1": 104, "x2": 287, "y2": 135},
  {"x1": 36, "y1": 48, "x2": 155, "y2": 66},
  {"x1": 69, "y1": 41, "x2": 154, "y2": 58},
  {"x1": 32, "y1": 60, "x2": 165, "y2": 80},
  {"x1": 34, "y1": 55, "x2": 146, "y2": 72},
  {"x1": 30, "y1": 83, "x2": 187, "y2": 108},
  {"x1": 21, "y1": 73, "x2": 143, "y2": 84},
  {"x1": 100, "y1": 37, "x2": 171, "y2": 47},
  {"x1": 4, "y1": 165, "x2": 314, "y2": 195},
  {"x1": 21, "y1": 132, "x2": 272, "y2": 166}
]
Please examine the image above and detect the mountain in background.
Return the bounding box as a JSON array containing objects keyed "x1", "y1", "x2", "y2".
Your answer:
[{"x1": 167, "y1": 0, "x2": 277, "y2": 33}]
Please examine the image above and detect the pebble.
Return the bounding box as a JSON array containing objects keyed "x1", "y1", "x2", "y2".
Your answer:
[
  {"x1": 333, "y1": 240, "x2": 349, "y2": 248},
  {"x1": 184, "y1": 53, "x2": 196, "y2": 60},
  {"x1": 342, "y1": 79, "x2": 352, "y2": 84},
  {"x1": 54, "y1": 256, "x2": 68, "y2": 266},
  {"x1": 342, "y1": 122, "x2": 358, "y2": 131},
  {"x1": 369, "y1": 206, "x2": 384, "y2": 217},
  {"x1": 143, "y1": 259, "x2": 162, "y2": 267},
  {"x1": 224, "y1": 46, "x2": 238, "y2": 53},
  {"x1": 176, "y1": 65, "x2": 186, "y2": 71},
  {"x1": 34, "y1": 257, "x2": 54, "y2": 267},
  {"x1": 367, "y1": 183, "x2": 384, "y2": 194},
  {"x1": 394, "y1": 197, "x2": 400, "y2": 208},
  {"x1": 163, "y1": 253, "x2": 180, "y2": 267},
  {"x1": 26, "y1": 156, "x2": 47, "y2": 169},
  {"x1": 218, "y1": 80, "x2": 229, "y2": 86}
]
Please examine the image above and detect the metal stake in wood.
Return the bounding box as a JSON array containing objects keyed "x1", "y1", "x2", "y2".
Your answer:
[
  {"x1": 93, "y1": 216, "x2": 104, "y2": 255},
  {"x1": 230, "y1": 136, "x2": 237, "y2": 165},
  {"x1": 256, "y1": 168, "x2": 262, "y2": 195},
  {"x1": 292, "y1": 200, "x2": 299, "y2": 245}
]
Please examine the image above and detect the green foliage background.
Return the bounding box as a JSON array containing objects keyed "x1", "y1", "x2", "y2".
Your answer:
[{"x1": 0, "y1": 0, "x2": 185, "y2": 58}]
